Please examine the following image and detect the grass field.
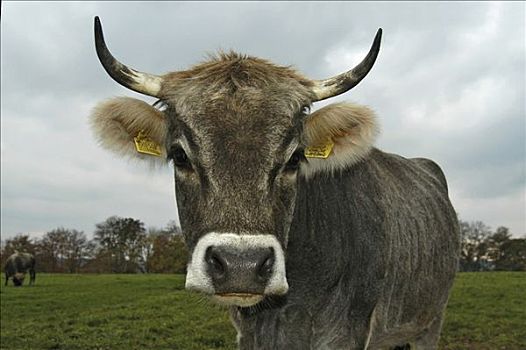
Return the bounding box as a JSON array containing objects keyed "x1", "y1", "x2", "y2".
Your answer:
[{"x1": 1, "y1": 272, "x2": 524, "y2": 350}]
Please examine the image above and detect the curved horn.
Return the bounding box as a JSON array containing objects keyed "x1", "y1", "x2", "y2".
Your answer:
[
  {"x1": 94, "y1": 16, "x2": 163, "y2": 97},
  {"x1": 312, "y1": 29, "x2": 382, "y2": 101}
]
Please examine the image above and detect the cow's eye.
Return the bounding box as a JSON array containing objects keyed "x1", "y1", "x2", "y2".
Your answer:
[
  {"x1": 170, "y1": 147, "x2": 192, "y2": 169},
  {"x1": 284, "y1": 150, "x2": 305, "y2": 172}
]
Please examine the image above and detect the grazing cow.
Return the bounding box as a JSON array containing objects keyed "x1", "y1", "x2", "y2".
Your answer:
[
  {"x1": 90, "y1": 17, "x2": 459, "y2": 349},
  {"x1": 4, "y1": 252, "x2": 36, "y2": 287}
]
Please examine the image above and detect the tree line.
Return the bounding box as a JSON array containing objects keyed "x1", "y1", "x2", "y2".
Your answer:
[
  {"x1": 1, "y1": 216, "x2": 524, "y2": 273},
  {"x1": 458, "y1": 219, "x2": 525, "y2": 272},
  {"x1": 0, "y1": 216, "x2": 187, "y2": 274}
]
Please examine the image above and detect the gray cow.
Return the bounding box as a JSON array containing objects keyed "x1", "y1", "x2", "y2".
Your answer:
[
  {"x1": 4, "y1": 252, "x2": 36, "y2": 287},
  {"x1": 90, "y1": 17, "x2": 459, "y2": 349}
]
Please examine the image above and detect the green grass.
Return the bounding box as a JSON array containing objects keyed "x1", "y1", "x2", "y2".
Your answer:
[
  {"x1": 0, "y1": 274, "x2": 236, "y2": 350},
  {"x1": 1, "y1": 272, "x2": 524, "y2": 349},
  {"x1": 439, "y1": 272, "x2": 526, "y2": 350}
]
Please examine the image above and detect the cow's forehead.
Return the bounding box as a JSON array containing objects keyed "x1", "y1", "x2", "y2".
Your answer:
[
  {"x1": 172, "y1": 87, "x2": 299, "y2": 134},
  {"x1": 160, "y1": 51, "x2": 314, "y2": 118},
  {"x1": 159, "y1": 53, "x2": 314, "y2": 173},
  {"x1": 166, "y1": 88, "x2": 304, "y2": 177}
]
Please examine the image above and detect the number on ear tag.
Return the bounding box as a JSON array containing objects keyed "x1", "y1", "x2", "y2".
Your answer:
[
  {"x1": 305, "y1": 139, "x2": 334, "y2": 159},
  {"x1": 134, "y1": 130, "x2": 162, "y2": 157}
]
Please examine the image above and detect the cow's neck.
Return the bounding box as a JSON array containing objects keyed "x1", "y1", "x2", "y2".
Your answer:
[
  {"x1": 286, "y1": 150, "x2": 384, "y2": 304},
  {"x1": 232, "y1": 152, "x2": 382, "y2": 348}
]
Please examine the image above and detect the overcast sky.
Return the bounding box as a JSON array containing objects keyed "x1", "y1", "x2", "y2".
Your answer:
[{"x1": 1, "y1": 2, "x2": 525, "y2": 241}]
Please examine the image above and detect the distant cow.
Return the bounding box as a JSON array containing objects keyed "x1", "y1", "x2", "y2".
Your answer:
[
  {"x1": 90, "y1": 17, "x2": 459, "y2": 349},
  {"x1": 4, "y1": 252, "x2": 36, "y2": 287}
]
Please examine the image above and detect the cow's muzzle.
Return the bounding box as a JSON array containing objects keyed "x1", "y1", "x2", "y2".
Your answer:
[
  {"x1": 185, "y1": 233, "x2": 288, "y2": 307},
  {"x1": 206, "y1": 245, "x2": 275, "y2": 293}
]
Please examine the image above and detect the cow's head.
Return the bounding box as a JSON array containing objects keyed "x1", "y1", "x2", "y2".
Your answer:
[
  {"x1": 13, "y1": 272, "x2": 25, "y2": 287},
  {"x1": 90, "y1": 17, "x2": 380, "y2": 307}
]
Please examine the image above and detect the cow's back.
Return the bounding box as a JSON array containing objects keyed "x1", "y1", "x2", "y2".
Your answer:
[{"x1": 5, "y1": 253, "x2": 34, "y2": 274}]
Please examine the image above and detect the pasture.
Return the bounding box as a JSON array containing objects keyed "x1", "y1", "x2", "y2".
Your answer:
[{"x1": 0, "y1": 272, "x2": 524, "y2": 350}]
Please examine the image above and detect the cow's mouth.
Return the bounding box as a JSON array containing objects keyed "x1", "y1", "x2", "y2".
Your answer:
[{"x1": 212, "y1": 292, "x2": 264, "y2": 307}]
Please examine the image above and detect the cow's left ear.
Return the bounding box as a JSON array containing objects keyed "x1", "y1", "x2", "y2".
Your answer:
[{"x1": 301, "y1": 102, "x2": 379, "y2": 177}]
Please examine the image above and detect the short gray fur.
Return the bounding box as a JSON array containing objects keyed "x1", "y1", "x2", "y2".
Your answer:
[{"x1": 231, "y1": 149, "x2": 459, "y2": 349}]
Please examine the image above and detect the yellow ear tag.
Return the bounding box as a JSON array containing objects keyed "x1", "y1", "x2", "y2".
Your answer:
[
  {"x1": 133, "y1": 130, "x2": 162, "y2": 157},
  {"x1": 305, "y1": 138, "x2": 334, "y2": 159}
]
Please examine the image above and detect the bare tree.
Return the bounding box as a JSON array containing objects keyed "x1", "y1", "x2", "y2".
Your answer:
[
  {"x1": 37, "y1": 228, "x2": 88, "y2": 273},
  {"x1": 93, "y1": 216, "x2": 147, "y2": 273},
  {"x1": 459, "y1": 220, "x2": 492, "y2": 271}
]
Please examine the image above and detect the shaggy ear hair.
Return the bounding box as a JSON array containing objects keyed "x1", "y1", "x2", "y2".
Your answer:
[
  {"x1": 90, "y1": 97, "x2": 168, "y2": 164},
  {"x1": 302, "y1": 102, "x2": 379, "y2": 177}
]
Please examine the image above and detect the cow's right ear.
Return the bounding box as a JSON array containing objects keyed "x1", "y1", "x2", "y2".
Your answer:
[{"x1": 90, "y1": 97, "x2": 167, "y2": 164}]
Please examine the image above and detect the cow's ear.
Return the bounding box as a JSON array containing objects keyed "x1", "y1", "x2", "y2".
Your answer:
[
  {"x1": 90, "y1": 97, "x2": 167, "y2": 165},
  {"x1": 301, "y1": 102, "x2": 379, "y2": 177}
]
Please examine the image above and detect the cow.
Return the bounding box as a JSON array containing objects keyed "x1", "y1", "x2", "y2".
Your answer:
[
  {"x1": 89, "y1": 16, "x2": 459, "y2": 349},
  {"x1": 4, "y1": 252, "x2": 36, "y2": 287}
]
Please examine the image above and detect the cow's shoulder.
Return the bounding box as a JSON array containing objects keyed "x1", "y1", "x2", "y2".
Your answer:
[
  {"x1": 409, "y1": 157, "x2": 448, "y2": 192},
  {"x1": 20, "y1": 252, "x2": 34, "y2": 259},
  {"x1": 365, "y1": 148, "x2": 449, "y2": 194}
]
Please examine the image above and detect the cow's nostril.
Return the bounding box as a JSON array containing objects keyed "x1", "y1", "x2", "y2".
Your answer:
[
  {"x1": 205, "y1": 247, "x2": 226, "y2": 279},
  {"x1": 257, "y1": 251, "x2": 275, "y2": 281},
  {"x1": 210, "y1": 255, "x2": 224, "y2": 274}
]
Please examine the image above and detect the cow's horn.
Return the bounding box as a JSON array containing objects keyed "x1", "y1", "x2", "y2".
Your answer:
[
  {"x1": 94, "y1": 16, "x2": 163, "y2": 97},
  {"x1": 312, "y1": 29, "x2": 382, "y2": 101}
]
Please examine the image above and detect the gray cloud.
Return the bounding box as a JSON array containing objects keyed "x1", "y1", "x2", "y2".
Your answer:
[{"x1": 1, "y1": 2, "x2": 524, "y2": 239}]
